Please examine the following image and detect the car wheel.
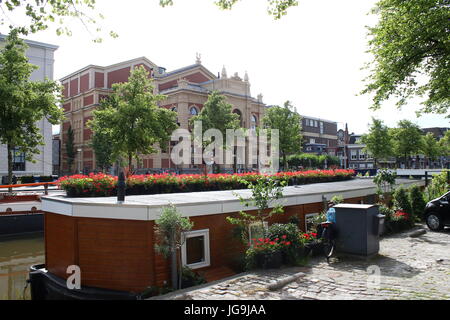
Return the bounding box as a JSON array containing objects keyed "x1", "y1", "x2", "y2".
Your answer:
[{"x1": 426, "y1": 212, "x2": 444, "y2": 231}]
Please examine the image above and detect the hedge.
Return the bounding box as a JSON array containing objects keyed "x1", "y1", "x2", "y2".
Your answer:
[{"x1": 57, "y1": 169, "x2": 356, "y2": 198}]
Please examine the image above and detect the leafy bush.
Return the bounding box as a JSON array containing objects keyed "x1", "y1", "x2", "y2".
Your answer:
[
  {"x1": 180, "y1": 267, "x2": 206, "y2": 289},
  {"x1": 287, "y1": 153, "x2": 340, "y2": 169},
  {"x1": 379, "y1": 205, "x2": 414, "y2": 235},
  {"x1": 245, "y1": 237, "x2": 289, "y2": 270},
  {"x1": 409, "y1": 185, "x2": 426, "y2": 221},
  {"x1": 267, "y1": 223, "x2": 303, "y2": 265},
  {"x1": 393, "y1": 187, "x2": 412, "y2": 214},
  {"x1": 424, "y1": 171, "x2": 449, "y2": 203}
]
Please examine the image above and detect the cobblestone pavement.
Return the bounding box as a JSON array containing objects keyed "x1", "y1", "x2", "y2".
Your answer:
[{"x1": 157, "y1": 225, "x2": 450, "y2": 300}]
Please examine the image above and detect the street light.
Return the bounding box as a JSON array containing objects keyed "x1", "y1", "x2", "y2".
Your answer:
[{"x1": 77, "y1": 148, "x2": 82, "y2": 173}]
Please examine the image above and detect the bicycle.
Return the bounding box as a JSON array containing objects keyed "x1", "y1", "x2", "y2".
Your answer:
[{"x1": 317, "y1": 221, "x2": 337, "y2": 263}]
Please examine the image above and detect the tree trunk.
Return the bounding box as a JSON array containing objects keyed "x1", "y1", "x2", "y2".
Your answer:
[
  {"x1": 7, "y1": 144, "x2": 13, "y2": 193},
  {"x1": 170, "y1": 240, "x2": 178, "y2": 290},
  {"x1": 128, "y1": 153, "x2": 133, "y2": 175}
]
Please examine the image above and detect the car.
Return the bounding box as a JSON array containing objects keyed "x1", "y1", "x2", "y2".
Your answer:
[{"x1": 424, "y1": 191, "x2": 450, "y2": 231}]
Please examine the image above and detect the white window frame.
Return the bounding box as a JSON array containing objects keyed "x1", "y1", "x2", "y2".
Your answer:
[
  {"x1": 248, "y1": 221, "x2": 268, "y2": 246},
  {"x1": 305, "y1": 213, "x2": 319, "y2": 232},
  {"x1": 181, "y1": 229, "x2": 210, "y2": 270}
]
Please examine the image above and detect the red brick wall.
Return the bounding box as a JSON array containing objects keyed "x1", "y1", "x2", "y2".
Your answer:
[
  {"x1": 63, "y1": 103, "x2": 71, "y2": 112},
  {"x1": 83, "y1": 95, "x2": 94, "y2": 107},
  {"x1": 107, "y1": 67, "x2": 131, "y2": 88},
  {"x1": 186, "y1": 72, "x2": 209, "y2": 83},
  {"x1": 95, "y1": 72, "x2": 104, "y2": 88},
  {"x1": 70, "y1": 79, "x2": 79, "y2": 97},
  {"x1": 158, "y1": 80, "x2": 177, "y2": 92},
  {"x1": 80, "y1": 74, "x2": 89, "y2": 93},
  {"x1": 83, "y1": 128, "x2": 93, "y2": 141}
]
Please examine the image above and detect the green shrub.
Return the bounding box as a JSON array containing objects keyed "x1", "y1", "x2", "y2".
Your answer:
[
  {"x1": 424, "y1": 171, "x2": 450, "y2": 203},
  {"x1": 409, "y1": 185, "x2": 426, "y2": 221},
  {"x1": 393, "y1": 187, "x2": 412, "y2": 214},
  {"x1": 180, "y1": 267, "x2": 206, "y2": 289},
  {"x1": 267, "y1": 223, "x2": 303, "y2": 266}
]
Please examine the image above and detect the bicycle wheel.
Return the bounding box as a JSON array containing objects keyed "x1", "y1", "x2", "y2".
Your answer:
[
  {"x1": 323, "y1": 240, "x2": 334, "y2": 260},
  {"x1": 323, "y1": 239, "x2": 335, "y2": 259}
]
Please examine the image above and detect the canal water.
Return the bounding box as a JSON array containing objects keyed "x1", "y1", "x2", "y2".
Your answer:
[{"x1": 0, "y1": 233, "x2": 44, "y2": 300}]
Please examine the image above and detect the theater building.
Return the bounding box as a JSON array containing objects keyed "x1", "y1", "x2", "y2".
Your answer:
[{"x1": 59, "y1": 56, "x2": 266, "y2": 174}]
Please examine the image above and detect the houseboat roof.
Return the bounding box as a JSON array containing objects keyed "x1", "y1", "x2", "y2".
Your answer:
[{"x1": 41, "y1": 178, "x2": 424, "y2": 221}]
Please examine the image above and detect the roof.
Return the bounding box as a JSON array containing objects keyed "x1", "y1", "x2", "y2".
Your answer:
[
  {"x1": 59, "y1": 56, "x2": 157, "y2": 81},
  {"x1": 0, "y1": 33, "x2": 58, "y2": 50}
]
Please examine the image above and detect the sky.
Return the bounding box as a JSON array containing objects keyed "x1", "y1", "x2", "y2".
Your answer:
[{"x1": 1, "y1": 0, "x2": 449, "y2": 135}]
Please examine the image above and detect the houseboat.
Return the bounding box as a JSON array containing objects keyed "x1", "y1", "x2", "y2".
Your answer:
[{"x1": 29, "y1": 178, "x2": 424, "y2": 300}]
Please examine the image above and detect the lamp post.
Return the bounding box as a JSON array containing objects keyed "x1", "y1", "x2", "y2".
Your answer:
[{"x1": 77, "y1": 148, "x2": 82, "y2": 174}]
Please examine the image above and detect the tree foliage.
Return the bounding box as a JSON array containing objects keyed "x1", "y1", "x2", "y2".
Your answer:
[
  {"x1": 159, "y1": 0, "x2": 299, "y2": 19},
  {"x1": 390, "y1": 120, "x2": 424, "y2": 168},
  {"x1": 362, "y1": 0, "x2": 450, "y2": 116},
  {"x1": 0, "y1": 30, "x2": 63, "y2": 186},
  {"x1": 227, "y1": 176, "x2": 287, "y2": 243},
  {"x1": 421, "y1": 132, "x2": 441, "y2": 165},
  {"x1": 361, "y1": 118, "x2": 393, "y2": 168},
  {"x1": 88, "y1": 66, "x2": 178, "y2": 171},
  {"x1": 90, "y1": 130, "x2": 113, "y2": 172},
  {"x1": 154, "y1": 204, "x2": 193, "y2": 289},
  {"x1": 0, "y1": 0, "x2": 118, "y2": 42},
  {"x1": 262, "y1": 101, "x2": 302, "y2": 170}
]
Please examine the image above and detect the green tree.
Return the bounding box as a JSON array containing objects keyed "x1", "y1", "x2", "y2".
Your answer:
[
  {"x1": 361, "y1": 118, "x2": 393, "y2": 169},
  {"x1": 90, "y1": 130, "x2": 113, "y2": 172},
  {"x1": 159, "y1": 0, "x2": 299, "y2": 19},
  {"x1": 0, "y1": 31, "x2": 63, "y2": 190},
  {"x1": 421, "y1": 132, "x2": 441, "y2": 168},
  {"x1": 391, "y1": 120, "x2": 423, "y2": 168},
  {"x1": 0, "y1": 0, "x2": 117, "y2": 42},
  {"x1": 262, "y1": 101, "x2": 302, "y2": 170},
  {"x1": 189, "y1": 91, "x2": 240, "y2": 173},
  {"x1": 88, "y1": 66, "x2": 177, "y2": 172},
  {"x1": 65, "y1": 125, "x2": 76, "y2": 174},
  {"x1": 227, "y1": 176, "x2": 287, "y2": 244},
  {"x1": 361, "y1": 0, "x2": 450, "y2": 115},
  {"x1": 439, "y1": 130, "x2": 450, "y2": 157},
  {"x1": 154, "y1": 204, "x2": 194, "y2": 290}
]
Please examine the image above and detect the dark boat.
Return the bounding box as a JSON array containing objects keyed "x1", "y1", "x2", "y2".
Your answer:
[{"x1": 28, "y1": 264, "x2": 140, "y2": 300}]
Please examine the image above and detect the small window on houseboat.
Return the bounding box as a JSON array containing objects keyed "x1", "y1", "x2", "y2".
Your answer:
[
  {"x1": 182, "y1": 229, "x2": 210, "y2": 269},
  {"x1": 248, "y1": 221, "x2": 268, "y2": 245},
  {"x1": 305, "y1": 213, "x2": 319, "y2": 232}
]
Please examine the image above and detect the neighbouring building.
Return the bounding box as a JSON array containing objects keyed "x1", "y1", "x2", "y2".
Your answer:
[
  {"x1": 0, "y1": 34, "x2": 58, "y2": 178},
  {"x1": 422, "y1": 127, "x2": 450, "y2": 168},
  {"x1": 59, "y1": 56, "x2": 266, "y2": 174},
  {"x1": 301, "y1": 116, "x2": 338, "y2": 156}
]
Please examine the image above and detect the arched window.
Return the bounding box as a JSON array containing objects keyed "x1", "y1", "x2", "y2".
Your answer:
[
  {"x1": 233, "y1": 109, "x2": 243, "y2": 126},
  {"x1": 189, "y1": 106, "x2": 198, "y2": 116},
  {"x1": 251, "y1": 114, "x2": 258, "y2": 130}
]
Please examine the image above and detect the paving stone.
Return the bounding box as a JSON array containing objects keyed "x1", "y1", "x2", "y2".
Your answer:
[{"x1": 155, "y1": 224, "x2": 450, "y2": 301}]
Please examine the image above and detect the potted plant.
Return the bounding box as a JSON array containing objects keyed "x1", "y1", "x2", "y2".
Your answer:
[
  {"x1": 246, "y1": 237, "x2": 290, "y2": 269},
  {"x1": 300, "y1": 232, "x2": 321, "y2": 257}
]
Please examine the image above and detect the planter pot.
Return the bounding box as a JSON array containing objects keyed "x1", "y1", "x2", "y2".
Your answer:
[
  {"x1": 305, "y1": 241, "x2": 323, "y2": 257},
  {"x1": 255, "y1": 251, "x2": 283, "y2": 269}
]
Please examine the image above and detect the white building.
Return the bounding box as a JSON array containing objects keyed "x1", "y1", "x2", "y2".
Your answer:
[{"x1": 0, "y1": 34, "x2": 58, "y2": 178}]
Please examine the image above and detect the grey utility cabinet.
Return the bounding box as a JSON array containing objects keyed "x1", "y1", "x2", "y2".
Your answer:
[{"x1": 333, "y1": 204, "x2": 384, "y2": 257}]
